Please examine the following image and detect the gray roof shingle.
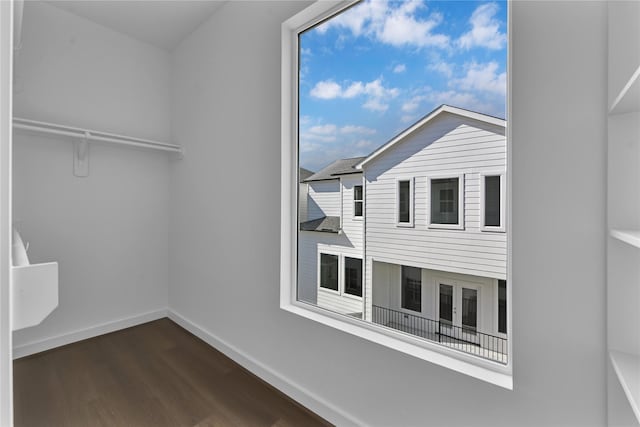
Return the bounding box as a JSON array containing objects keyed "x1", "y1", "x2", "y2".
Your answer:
[
  {"x1": 299, "y1": 167, "x2": 314, "y2": 182},
  {"x1": 303, "y1": 157, "x2": 365, "y2": 182},
  {"x1": 299, "y1": 216, "x2": 340, "y2": 233}
]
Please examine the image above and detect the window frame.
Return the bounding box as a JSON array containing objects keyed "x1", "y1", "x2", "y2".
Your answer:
[
  {"x1": 280, "y1": 0, "x2": 513, "y2": 389},
  {"x1": 400, "y1": 265, "x2": 422, "y2": 313},
  {"x1": 480, "y1": 172, "x2": 506, "y2": 232},
  {"x1": 343, "y1": 256, "x2": 363, "y2": 298},
  {"x1": 317, "y1": 251, "x2": 340, "y2": 294},
  {"x1": 427, "y1": 174, "x2": 465, "y2": 230},
  {"x1": 353, "y1": 184, "x2": 364, "y2": 220},
  {"x1": 395, "y1": 177, "x2": 414, "y2": 227}
]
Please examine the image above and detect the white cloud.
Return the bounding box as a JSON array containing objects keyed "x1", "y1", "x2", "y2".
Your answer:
[
  {"x1": 401, "y1": 95, "x2": 425, "y2": 113},
  {"x1": 340, "y1": 125, "x2": 377, "y2": 135},
  {"x1": 363, "y1": 98, "x2": 389, "y2": 112},
  {"x1": 308, "y1": 124, "x2": 337, "y2": 135},
  {"x1": 315, "y1": 0, "x2": 450, "y2": 49},
  {"x1": 393, "y1": 64, "x2": 406, "y2": 73},
  {"x1": 310, "y1": 78, "x2": 399, "y2": 113},
  {"x1": 457, "y1": 3, "x2": 506, "y2": 50},
  {"x1": 310, "y1": 80, "x2": 342, "y2": 99},
  {"x1": 452, "y1": 61, "x2": 506, "y2": 96},
  {"x1": 428, "y1": 61, "x2": 453, "y2": 78}
]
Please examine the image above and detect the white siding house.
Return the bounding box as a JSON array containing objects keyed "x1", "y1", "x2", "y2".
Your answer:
[
  {"x1": 298, "y1": 105, "x2": 508, "y2": 362},
  {"x1": 358, "y1": 105, "x2": 507, "y2": 360},
  {"x1": 297, "y1": 159, "x2": 365, "y2": 316}
]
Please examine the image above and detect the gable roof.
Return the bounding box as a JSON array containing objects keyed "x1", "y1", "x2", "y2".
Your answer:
[
  {"x1": 355, "y1": 104, "x2": 506, "y2": 169},
  {"x1": 299, "y1": 167, "x2": 314, "y2": 182},
  {"x1": 303, "y1": 157, "x2": 365, "y2": 182}
]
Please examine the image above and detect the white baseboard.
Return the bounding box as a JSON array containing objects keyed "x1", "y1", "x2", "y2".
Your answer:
[
  {"x1": 12, "y1": 308, "x2": 168, "y2": 359},
  {"x1": 167, "y1": 309, "x2": 362, "y2": 427}
]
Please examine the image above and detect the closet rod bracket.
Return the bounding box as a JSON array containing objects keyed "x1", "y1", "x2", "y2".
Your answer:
[{"x1": 73, "y1": 132, "x2": 90, "y2": 177}]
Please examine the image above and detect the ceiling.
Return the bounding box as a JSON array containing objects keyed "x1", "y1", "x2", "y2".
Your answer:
[{"x1": 48, "y1": 1, "x2": 226, "y2": 51}]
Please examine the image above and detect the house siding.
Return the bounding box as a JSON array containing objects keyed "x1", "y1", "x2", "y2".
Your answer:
[
  {"x1": 307, "y1": 180, "x2": 340, "y2": 220},
  {"x1": 298, "y1": 174, "x2": 364, "y2": 314},
  {"x1": 364, "y1": 112, "x2": 507, "y2": 283}
]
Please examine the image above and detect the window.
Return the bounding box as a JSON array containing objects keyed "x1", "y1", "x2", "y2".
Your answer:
[
  {"x1": 401, "y1": 266, "x2": 421, "y2": 312},
  {"x1": 344, "y1": 257, "x2": 362, "y2": 297},
  {"x1": 353, "y1": 185, "x2": 363, "y2": 218},
  {"x1": 428, "y1": 175, "x2": 464, "y2": 229},
  {"x1": 319, "y1": 253, "x2": 338, "y2": 291},
  {"x1": 498, "y1": 279, "x2": 507, "y2": 334},
  {"x1": 481, "y1": 173, "x2": 505, "y2": 231},
  {"x1": 397, "y1": 179, "x2": 413, "y2": 226},
  {"x1": 282, "y1": 0, "x2": 511, "y2": 387}
]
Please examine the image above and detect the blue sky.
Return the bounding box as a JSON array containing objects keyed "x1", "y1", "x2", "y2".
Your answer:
[{"x1": 299, "y1": 0, "x2": 507, "y2": 172}]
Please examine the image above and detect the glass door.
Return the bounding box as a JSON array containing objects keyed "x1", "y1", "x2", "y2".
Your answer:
[{"x1": 438, "y1": 282, "x2": 479, "y2": 344}]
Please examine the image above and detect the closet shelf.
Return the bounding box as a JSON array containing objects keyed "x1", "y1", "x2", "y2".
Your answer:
[
  {"x1": 610, "y1": 350, "x2": 640, "y2": 423},
  {"x1": 610, "y1": 64, "x2": 640, "y2": 115},
  {"x1": 13, "y1": 117, "x2": 183, "y2": 154},
  {"x1": 610, "y1": 229, "x2": 640, "y2": 249}
]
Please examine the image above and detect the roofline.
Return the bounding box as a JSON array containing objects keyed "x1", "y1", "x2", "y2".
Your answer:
[
  {"x1": 355, "y1": 105, "x2": 506, "y2": 169},
  {"x1": 303, "y1": 170, "x2": 363, "y2": 183}
]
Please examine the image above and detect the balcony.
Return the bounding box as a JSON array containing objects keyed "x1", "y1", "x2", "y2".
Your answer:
[{"x1": 372, "y1": 305, "x2": 508, "y2": 364}]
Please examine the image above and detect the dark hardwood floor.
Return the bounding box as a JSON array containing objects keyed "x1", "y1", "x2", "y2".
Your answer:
[{"x1": 13, "y1": 318, "x2": 332, "y2": 427}]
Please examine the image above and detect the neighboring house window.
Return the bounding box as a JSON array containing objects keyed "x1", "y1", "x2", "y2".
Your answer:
[
  {"x1": 498, "y1": 279, "x2": 507, "y2": 334},
  {"x1": 344, "y1": 257, "x2": 362, "y2": 297},
  {"x1": 397, "y1": 179, "x2": 413, "y2": 226},
  {"x1": 428, "y1": 175, "x2": 464, "y2": 229},
  {"x1": 354, "y1": 185, "x2": 363, "y2": 218},
  {"x1": 401, "y1": 266, "x2": 421, "y2": 312},
  {"x1": 481, "y1": 173, "x2": 505, "y2": 231},
  {"x1": 319, "y1": 254, "x2": 338, "y2": 291}
]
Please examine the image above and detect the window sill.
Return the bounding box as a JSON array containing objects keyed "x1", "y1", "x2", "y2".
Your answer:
[
  {"x1": 396, "y1": 222, "x2": 415, "y2": 228},
  {"x1": 281, "y1": 300, "x2": 513, "y2": 389},
  {"x1": 481, "y1": 227, "x2": 506, "y2": 233},
  {"x1": 428, "y1": 223, "x2": 464, "y2": 230}
]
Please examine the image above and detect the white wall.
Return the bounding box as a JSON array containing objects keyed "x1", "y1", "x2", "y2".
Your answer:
[
  {"x1": 0, "y1": 1, "x2": 13, "y2": 424},
  {"x1": 12, "y1": 1, "x2": 171, "y2": 353},
  {"x1": 170, "y1": 1, "x2": 606, "y2": 425},
  {"x1": 307, "y1": 180, "x2": 340, "y2": 220}
]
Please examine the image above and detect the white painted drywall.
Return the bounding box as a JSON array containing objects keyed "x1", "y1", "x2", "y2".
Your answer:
[
  {"x1": 0, "y1": 1, "x2": 13, "y2": 424},
  {"x1": 12, "y1": 1, "x2": 171, "y2": 351},
  {"x1": 169, "y1": 1, "x2": 606, "y2": 425}
]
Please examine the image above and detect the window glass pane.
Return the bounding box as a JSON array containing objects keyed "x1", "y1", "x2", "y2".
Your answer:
[
  {"x1": 344, "y1": 257, "x2": 362, "y2": 297},
  {"x1": 485, "y1": 175, "x2": 501, "y2": 227},
  {"x1": 439, "y1": 284, "x2": 453, "y2": 323},
  {"x1": 354, "y1": 201, "x2": 363, "y2": 217},
  {"x1": 354, "y1": 185, "x2": 363, "y2": 201},
  {"x1": 431, "y1": 178, "x2": 459, "y2": 224},
  {"x1": 398, "y1": 180, "x2": 410, "y2": 223},
  {"x1": 461, "y1": 288, "x2": 478, "y2": 331},
  {"x1": 401, "y1": 266, "x2": 421, "y2": 311},
  {"x1": 320, "y1": 254, "x2": 338, "y2": 291},
  {"x1": 498, "y1": 279, "x2": 507, "y2": 333}
]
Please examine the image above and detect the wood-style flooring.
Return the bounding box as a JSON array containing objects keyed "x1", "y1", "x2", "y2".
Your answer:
[{"x1": 13, "y1": 318, "x2": 332, "y2": 427}]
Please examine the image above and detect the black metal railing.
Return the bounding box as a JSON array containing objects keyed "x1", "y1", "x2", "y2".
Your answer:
[{"x1": 372, "y1": 305, "x2": 508, "y2": 364}]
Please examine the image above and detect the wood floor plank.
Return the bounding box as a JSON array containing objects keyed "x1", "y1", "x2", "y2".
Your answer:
[{"x1": 14, "y1": 318, "x2": 332, "y2": 427}]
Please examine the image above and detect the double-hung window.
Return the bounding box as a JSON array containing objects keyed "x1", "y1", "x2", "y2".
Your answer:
[
  {"x1": 353, "y1": 185, "x2": 363, "y2": 218},
  {"x1": 344, "y1": 257, "x2": 362, "y2": 297},
  {"x1": 428, "y1": 175, "x2": 464, "y2": 229},
  {"x1": 481, "y1": 173, "x2": 505, "y2": 231},
  {"x1": 397, "y1": 178, "x2": 414, "y2": 226},
  {"x1": 319, "y1": 253, "x2": 362, "y2": 298},
  {"x1": 319, "y1": 253, "x2": 339, "y2": 292}
]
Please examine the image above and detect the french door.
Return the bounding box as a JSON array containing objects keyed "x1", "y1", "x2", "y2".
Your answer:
[{"x1": 438, "y1": 282, "x2": 479, "y2": 344}]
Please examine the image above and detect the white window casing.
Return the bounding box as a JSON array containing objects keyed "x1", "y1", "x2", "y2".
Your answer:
[
  {"x1": 280, "y1": 0, "x2": 513, "y2": 389},
  {"x1": 427, "y1": 174, "x2": 465, "y2": 230},
  {"x1": 480, "y1": 172, "x2": 506, "y2": 232}
]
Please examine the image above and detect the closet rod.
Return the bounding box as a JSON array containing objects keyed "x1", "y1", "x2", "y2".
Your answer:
[{"x1": 12, "y1": 117, "x2": 182, "y2": 154}]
